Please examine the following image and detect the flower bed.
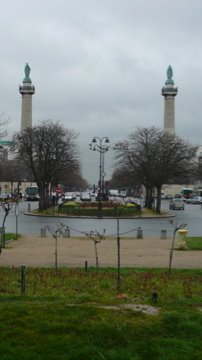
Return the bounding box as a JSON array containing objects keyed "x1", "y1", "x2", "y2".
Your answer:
[{"x1": 58, "y1": 201, "x2": 141, "y2": 217}]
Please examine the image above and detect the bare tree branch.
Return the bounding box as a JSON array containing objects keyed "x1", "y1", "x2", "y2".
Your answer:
[
  {"x1": 12, "y1": 120, "x2": 81, "y2": 210},
  {"x1": 114, "y1": 127, "x2": 197, "y2": 213}
]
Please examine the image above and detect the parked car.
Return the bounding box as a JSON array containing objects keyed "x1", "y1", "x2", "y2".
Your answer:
[
  {"x1": 165, "y1": 194, "x2": 173, "y2": 199},
  {"x1": 0, "y1": 193, "x2": 12, "y2": 199},
  {"x1": 64, "y1": 192, "x2": 76, "y2": 201},
  {"x1": 184, "y1": 196, "x2": 201, "y2": 204},
  {"x1": 80, "y1": 192, "x2": 91, "y2": 201},
  {"x1": 169, "y1": 198, "x2": 185, "y2": 210}
]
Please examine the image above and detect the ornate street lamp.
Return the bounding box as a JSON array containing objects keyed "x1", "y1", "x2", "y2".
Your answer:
[{"x1": 89, "y1": 136, "x2": 110, "y2": 217}]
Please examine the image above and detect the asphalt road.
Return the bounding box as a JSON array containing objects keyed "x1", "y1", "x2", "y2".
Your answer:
[{"x1": 1, "y1": 199, "x2": 202, "y2": 237}]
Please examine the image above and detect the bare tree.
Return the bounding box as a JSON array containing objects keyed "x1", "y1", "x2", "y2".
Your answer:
[
  {"x1": 45, "y1": 223, "x2": 66, "y2": 273},
  {"x1": 152, "y1": 132, "x2": 197, "y2": 212},
  {"x1": 197, "y1": 151, "x2": 202, "y2": 184},
  {"x1": 0, "y1": 199, "x2": 16, "y2": 251},
  {"x1": 109, "y1": 166, "x2": 141, "y2": 195},
  {"x1": 0, "y1": 158, "x2": 33, "y2": 184},
  {"x1": 114, "y1": 127, "x2": 197, "y2": 213},
  {"x1": 13, "y1": 120, "x2": 80, "y2": 210},
  {"x1": 168, "y1": 220, "x2": 187, "y2": 279},
  {"x1": 83, "y1": 230, "x2": 105, "y2": 270},
  {"x1": 60, "y1": 167, "x2": 89, "y2": 191}
]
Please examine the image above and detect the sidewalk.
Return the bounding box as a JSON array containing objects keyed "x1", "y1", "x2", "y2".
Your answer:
[{"x1": 1, "y1": 234, "x2": 201, "y2": 269}]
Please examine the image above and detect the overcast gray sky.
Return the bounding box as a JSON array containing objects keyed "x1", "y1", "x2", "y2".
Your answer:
[{"x1": 1, "y1": 0, "x2": 202, "y2": 185}]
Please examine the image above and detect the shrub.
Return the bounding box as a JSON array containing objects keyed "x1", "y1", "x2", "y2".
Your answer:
[{"x1": 58, "y1": 201, "x2": 141, "y2": 217}]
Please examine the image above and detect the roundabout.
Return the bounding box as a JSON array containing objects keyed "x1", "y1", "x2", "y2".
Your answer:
[{"x1": 2, "y1": 199, "x2": 202, "y2": 238}]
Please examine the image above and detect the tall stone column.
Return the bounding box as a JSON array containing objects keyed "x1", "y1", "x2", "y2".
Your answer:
[
  {"x1": 162, "y1": 65, "x2": 178, "y2": 135},
  {"x1": 19, "y1": 63, "x2": 35, "y2": 130}
]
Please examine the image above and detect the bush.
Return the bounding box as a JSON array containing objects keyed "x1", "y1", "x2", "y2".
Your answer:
[{"x1": 58, "y1": 201, "x2": 141, "y2": 217}]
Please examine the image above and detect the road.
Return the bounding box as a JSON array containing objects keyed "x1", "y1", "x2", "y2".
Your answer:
[{"x1": 1, "y1": 199, "x2": 202, "y2": 237}]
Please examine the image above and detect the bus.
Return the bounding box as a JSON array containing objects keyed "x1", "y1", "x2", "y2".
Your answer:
[
  {"x1": 180, "y1": 188, "x2": 193, "y2": 199},
  {"x1": 25, "y1": 186, "x2": 39, "y2": 201}
]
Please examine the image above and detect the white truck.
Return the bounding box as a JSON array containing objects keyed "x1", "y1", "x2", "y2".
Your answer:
[{"x1": 109, "y1": 189, "x2": 119, "y2": 197}]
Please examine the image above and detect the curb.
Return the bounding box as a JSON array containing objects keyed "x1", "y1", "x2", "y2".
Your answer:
[{"x1": 24, "y1": 212, "x2": 176, "y2": 220}]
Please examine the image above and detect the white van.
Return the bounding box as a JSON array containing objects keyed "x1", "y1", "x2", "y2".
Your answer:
[
  {"x1": 169, "y1": 198, "x2": 184, "y2": 210},
  {"x1": 109, "y1": 189, "x2": 119, "y2": 196}
]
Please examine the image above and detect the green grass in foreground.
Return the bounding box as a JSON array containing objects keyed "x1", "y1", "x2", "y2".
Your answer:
[
  {"x1": 0, "y1": 268, "x2": 202, "y2": 359},
  {"x1": 0, "y1": 299, "x2": 201, "y2": 360}
]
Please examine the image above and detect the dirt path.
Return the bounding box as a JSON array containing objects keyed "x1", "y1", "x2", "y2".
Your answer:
[{"x1": 0, "y1": 234, "x2": 201, "y2": 269}]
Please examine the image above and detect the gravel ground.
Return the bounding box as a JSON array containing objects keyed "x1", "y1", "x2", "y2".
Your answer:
[{"x1": 0, "y1": 234, "x2": 201, "y2": 269}]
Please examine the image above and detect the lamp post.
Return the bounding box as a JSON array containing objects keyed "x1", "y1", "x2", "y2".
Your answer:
[
  {"x1": 89, "y1": 136, "x2": 110, "y2": 217},
  {"x1": 15, "y1": 200, "x2": 19, "y2": 240}
]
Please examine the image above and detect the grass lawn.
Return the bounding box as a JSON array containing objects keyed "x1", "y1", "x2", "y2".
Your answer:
[
  {"x1": 0, "y1": 267, "x2": 202, "y2": 359},
  {"x1": 5, "y1": 233, "x2": 18, "y2": 241},
  {"x1": 186, "y1": 237, "x2": 202, "y2": 250}
]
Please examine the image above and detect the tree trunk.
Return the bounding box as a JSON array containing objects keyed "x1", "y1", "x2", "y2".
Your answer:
[
  {"x1": 2, "y1": 211, "x2": 8, "y2": 229},
  {"x1": 155, "y1": 186, "x2": 162, "y2": 213},
  {"x1": 117, "y1": 218, "x2": 121, "y2": 292},
  {"x1": 38, "y1": 183, "x2": 50, "y2": 211},
  {"x1": 145, "y1": 187, "x2": 153, "y2": 210},
  {"x1": 145, "y1": 187, "x2": 150, "y2": 208}
]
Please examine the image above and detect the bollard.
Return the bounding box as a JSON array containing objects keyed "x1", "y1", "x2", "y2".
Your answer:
[
  {"x1": 137, "y1": 228, "x2": 143, "y2": 239},
  {"x1": 20, "y1": 265, "x2": 26, "y2": 295},
  {"x1": 28, "y1": 203, "x2": 31, "y2": 212},
  {"x1": 64, "y1": 228, "x2": 70, "y2": 238},
  {"x1": 85, "y1": 261, "x2": 88, "y2": 272},
  {"x1": 161, "y1": 230, "x2": 167, "y2": 239},
  {"x1": 41, "y1": 228, "x2": 46, "y2": 237},
  {"x1": 176, "y1": 229, "x2": 188, "y2": 249}
]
